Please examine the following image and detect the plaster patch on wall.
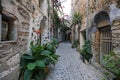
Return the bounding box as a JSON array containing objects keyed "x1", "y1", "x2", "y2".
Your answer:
[{"x1": 110, "y1": 4, "x2": 120, "y2": 22}]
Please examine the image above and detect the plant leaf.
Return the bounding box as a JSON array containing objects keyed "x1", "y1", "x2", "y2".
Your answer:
[
  {"x1": 47, "y1": 45, "x2": 54, "y2": 51},
  {"x1": 35, "y1": 74, "x2": 41, "y2": 80},
  {"x1": 30, "y1": 41, "x2": 34, "y2": 47},
  {"x1": 22, "y1": 54, "x2": 34, "y2": 60},
  {"x1": 24, "y1": 70, "x2": 33, "y2": 80},
  {"x1": 49, "y1": 56, "x2": 57, "y2": 62},
  {"x1": 27, "y1": 63, "x2": 36, "y2": 70},
  {"x1": 41, "y1": 50, "x2": 51, "y2": 56},
  {"x1": 20, "y1": 57, "x2": 33, "y2": 69},
  {"x1": 35, "y1": 60, "x2": 46, "y2": 68},
  {"x1": 52, "y1": 54, "x2": 60, "y2": 60}
]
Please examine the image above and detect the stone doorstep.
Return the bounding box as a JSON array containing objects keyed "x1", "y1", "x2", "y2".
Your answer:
[{"x1": 91, "y1": 62, "x2": 115, "y2": 80}]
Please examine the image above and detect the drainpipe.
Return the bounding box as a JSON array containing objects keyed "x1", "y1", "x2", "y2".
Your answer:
[{"x1": 86, "y1": 0, "x2": 89, "y2": 41}]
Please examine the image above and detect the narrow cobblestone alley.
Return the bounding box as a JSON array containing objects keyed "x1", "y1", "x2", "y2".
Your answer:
[{"x1": 46, "y1": 42, "x2": 105, "y2": 80}]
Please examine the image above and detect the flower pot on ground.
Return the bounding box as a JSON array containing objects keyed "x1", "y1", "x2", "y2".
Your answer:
[{"x1": 44, "y1": 66, "x2": 49, "y2": 74}]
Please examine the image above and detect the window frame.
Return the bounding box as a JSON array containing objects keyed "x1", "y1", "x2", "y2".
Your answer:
[
  {"x1": 0, "y1": 0, "x2": 16, "y2": 43},
  {"x1": 0, "y1": 14, "x2": 17, "y2": 43}
]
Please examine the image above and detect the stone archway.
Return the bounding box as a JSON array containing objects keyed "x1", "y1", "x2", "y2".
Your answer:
[
  {"x1": 93, "y1": 11, "x2": 112, "y2": 63},
  {"x1": 94, "y1": 11, "x2": 110, "y2": 28}
]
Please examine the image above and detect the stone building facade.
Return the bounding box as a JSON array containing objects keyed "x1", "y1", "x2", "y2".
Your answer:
[
  {"x1": 71, "y1": 0, "x2": 87, "y2": 48},
  {"x1": 71, "y1": 0, "x2": 120, "y2": 63},
  {"x1": 0, "y1": 0, "x2": 53, "y2": 80}
]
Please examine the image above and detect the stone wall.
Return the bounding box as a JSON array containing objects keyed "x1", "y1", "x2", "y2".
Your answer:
[
  {"x1": 0, "y1": 0, "x2": 30, "y2": 79},
  {"x1": 71, "y1": 0, "x2": 87, "y2": 48},
  {"x1": 71, "y1": 0, "x2": 87, "y2": 30},
  {"x1": 112, "y1": 19, "x2": 120, "y2": 57},
  {"x1": 71, "y1": 0, "x2": 120, "y2": 60},
  {"x1": 89, "y1": 0, "x2": 120, "y2": 58},
  {"x1": 0, "y1": 0, "x2": 51, "y2": 80}
]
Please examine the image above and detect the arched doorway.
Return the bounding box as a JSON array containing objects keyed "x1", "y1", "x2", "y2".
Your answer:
[
  {"x1": 66, "y1": 29, "x2": 71, "y2": 41},
  {"x1": 94, "y1": 11, "x2": 113, "y2": 63}
]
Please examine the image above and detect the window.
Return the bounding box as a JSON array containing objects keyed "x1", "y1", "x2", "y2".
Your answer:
[{"x1": 0, "y1": 14, "x2": 17, "y2": 42}]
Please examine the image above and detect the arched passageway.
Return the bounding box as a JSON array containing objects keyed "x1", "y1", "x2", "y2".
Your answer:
[{"x1": 65, "y1": 29, "x2": 71, "y2": 41}]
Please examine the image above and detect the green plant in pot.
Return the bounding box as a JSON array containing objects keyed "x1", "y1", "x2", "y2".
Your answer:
[
  {"x1": 19, "y1": 41, "x2": 60, "y2": 80},
  {"x1": 80, "y1": 40, "x2": 93, "y2": 63}
]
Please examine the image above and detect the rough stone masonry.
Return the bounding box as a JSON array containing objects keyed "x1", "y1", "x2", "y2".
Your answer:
[{"x1": 0, "y1": 0, "x2": 47, "y2": 80}]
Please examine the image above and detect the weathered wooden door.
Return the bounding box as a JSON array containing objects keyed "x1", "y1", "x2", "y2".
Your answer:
[{"x1": 99, "y1": 26, "x2": 112, "y2": 58}]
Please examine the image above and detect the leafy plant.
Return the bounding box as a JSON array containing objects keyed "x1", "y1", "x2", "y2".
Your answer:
[
  {"x1": 80, "y1": 40, "x2": 93, "y2": 63},
  {"x1": 72, "y1": 39, "x2": 79, "y2": 48},
  {"x1": 51, "y1": 38, "x2": 59, "y2": 48},
  {"x1": 72, "y1": 12, "x2": 82, "y2": 25},
  {"x1": 53, "y1": 10, "x2": 70, "y2": 32},
  {"x1": 101, "y1": 72, "x2": 110, "y2": 80},
  {"x1": 19, "y1": 40, "x2": 60, "y2": 80},
  {"x1": 102, "y1": 51, "x2": 120, "y2": 80}
]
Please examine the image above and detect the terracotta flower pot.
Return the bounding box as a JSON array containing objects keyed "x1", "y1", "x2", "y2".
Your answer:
[{"x1": 44, "y1": 66, "x2": 49, "y2": 74}]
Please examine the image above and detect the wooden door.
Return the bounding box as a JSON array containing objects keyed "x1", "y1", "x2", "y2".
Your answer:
[{"x1": 100, "y1": 26, "x2": 112, "y2": 57}]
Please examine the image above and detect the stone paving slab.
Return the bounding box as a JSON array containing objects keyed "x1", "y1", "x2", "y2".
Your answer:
[{"x1": 46, "y1": 42, "x2": 105, "y2": 80}]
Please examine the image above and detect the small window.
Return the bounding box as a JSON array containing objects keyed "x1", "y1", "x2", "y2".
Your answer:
[{"x1": 0, "y1": 14, "x2": 17, "y2": 42}]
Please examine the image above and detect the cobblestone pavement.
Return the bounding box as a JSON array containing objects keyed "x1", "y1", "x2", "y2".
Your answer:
[{"x1": 46, "y1": 42, "x2": 105, "y2": 80}]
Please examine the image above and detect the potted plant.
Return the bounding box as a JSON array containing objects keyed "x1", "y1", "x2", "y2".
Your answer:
[{"x1": 19, "y1": 40, "x2": 60, "y2": 80}]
